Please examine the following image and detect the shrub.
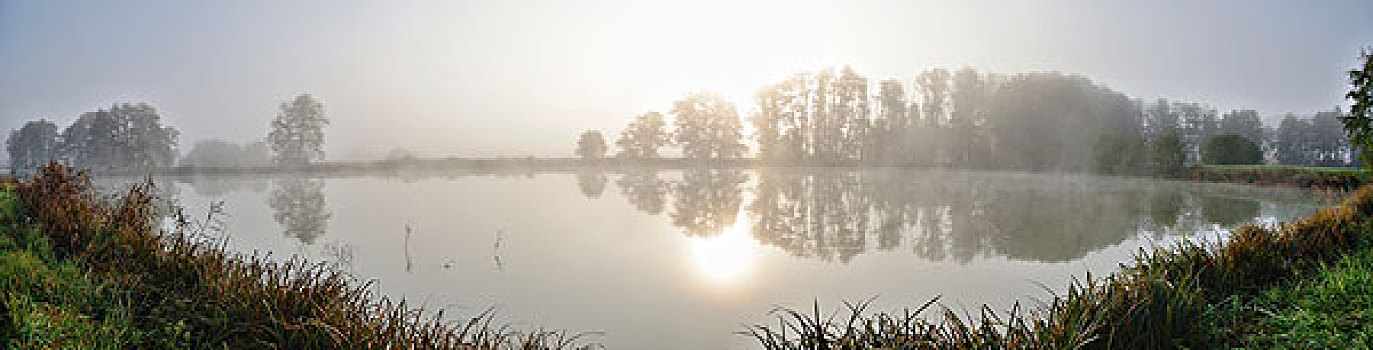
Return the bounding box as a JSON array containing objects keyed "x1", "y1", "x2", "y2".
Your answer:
[{"x1": 1150, "y1": 131, "x2": 1187, "y2": 176}]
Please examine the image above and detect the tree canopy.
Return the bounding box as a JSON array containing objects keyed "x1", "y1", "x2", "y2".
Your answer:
[
  {"x1": 1202, "y1": 134, "x2": 1263, "y2": 165},
  {"x1": 672, "y1": 92, "x2": 745, "y2": 159},
  {"x1": 1342, "y1": 48, "x2": 1373, "y2": 166},
  {"x1": 6, "y1": 120, "x2": 60, "y2": 172},
  {"x1": 268, "y1": 94, "x2": 328, "y2": 166},
  {"x1": 575, "y1": 130, "x2": 608, "y2": 159},
  {"x1": 616, "y1": 112, "x2": 670, "y2": 158}
]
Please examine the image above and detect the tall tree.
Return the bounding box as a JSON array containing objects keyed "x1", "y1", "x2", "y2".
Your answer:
[
  {"x1": 268, "y1": 94, "x2": 328, "y2": 166},
  {"x1": 1219, "y1": 109, "x2": 1266, "y2": 148},
  {"x1": 1175, "y1": 102, "x2": 1218, "y2": 162},
  {"x1": 1341, "y1": 48, "x2": 1373, "y2": 165},
  {"x1": 672, "y1": 92, "x2": 744, "y2": 159},
  {"x1": 6, "y1": 120, "x2": 60, "y2": 172},
  {"x1": 753, "y1": 74, "x2": 812, "y2": 162},
  {"x1": 1150, "y1": 130, "x2": 1186, "y2": 176},
  {"x1": 915, "y1": 69, "x2": 951, "y2": 127},
  {"x1": 753, "y1": 86, "x2": 785, "y2": 161},
  {"x1": 983, "y1": 72, "x2": 1141, "y2": 172},
  {"x1": 111, "y1": 103, "x2": 179, "y2": 169},
  {"x1": 1310, "y1": 109, "x2": 1349, "y2": 165},
  {"x1": 61, "y1": 110, "x2": 119, "y2": 169},
  {"x1": 575, "y1": 130, "x2": 608, "y2": 159},
  {"x1": 616, "y1": 111, "x2": 670, "y2": 158},
  {"x1": 833, "y1": 66, "x2": 870, "y2": 162},
  {"x1": 1145, "y1": 99, "x2": 1179, "y2": 137},
  {"x1": 915, "y1": 69, "x2": 951, "y2": 165},
  {"x1": 950, "y1": 68, "x2": 990, "y2": 166},
  {"x1": 1202, "y1": 134, "x2": 1263, "y2": 165},
  {"x1": 58, "y1": 103, "x2": 178, "y2": 171},
  {"x1": 875, "y1": 79, "x2": 910, "y2": 132},
  {"x1": 809, "y1": 70, "x2": 839, "y2": 161},
  {"x1": 1275, "y1": 114, "x2": 1312, "y2": 165},
  {"x1": 868, "y1": 79, "x2": 911, "y2": 165}
]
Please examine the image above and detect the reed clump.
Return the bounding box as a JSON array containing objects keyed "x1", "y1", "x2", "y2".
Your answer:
[
  {"x1": 749, "y1": 181, "x2": 1373, "y2": 349},
  {"x1": 3, "y1": 163, "x2": 593, "y2": 349}
]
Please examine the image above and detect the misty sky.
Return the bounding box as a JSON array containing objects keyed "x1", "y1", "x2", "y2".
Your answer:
[{"x1": 2, "y1": 0, "x2": 1370, "y2": 159}]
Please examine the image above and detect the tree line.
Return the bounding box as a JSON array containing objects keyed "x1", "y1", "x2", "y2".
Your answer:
[
  {"x1": 7, "y1": 94, "x2": 329, "y2": 173},
  {"x1": 7, "y1": 103, "x2": 179, "y2": 172},
  {"x1": 578, "y1": 66, "x2": 1357, "y2": 173}
]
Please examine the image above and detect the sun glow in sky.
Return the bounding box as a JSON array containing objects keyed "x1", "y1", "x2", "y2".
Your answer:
[
  {"x1": 600, "y1": 0, "x2": 844, "y2": 108},
  {"x1": 1, "y1": 0, "x2": 1370, "y2": 159}
]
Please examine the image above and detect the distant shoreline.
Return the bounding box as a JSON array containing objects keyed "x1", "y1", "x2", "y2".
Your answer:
[
  {"x1": 30, "y1": 159, "x2": 1373, "y2": 191},
  {"x1": 159, "y1": 157, "x2": 755, "y2": 175},
  {"x1": 110, "y1": 157, "x2": 889, "y2": 176}
]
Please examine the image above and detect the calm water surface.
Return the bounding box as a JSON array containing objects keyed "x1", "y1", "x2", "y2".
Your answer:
[{"x1": 147, "y1": 169, "x2": 1325, "y2": 349}]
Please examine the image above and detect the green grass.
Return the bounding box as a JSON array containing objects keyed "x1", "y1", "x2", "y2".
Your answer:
[
  {"x1": 1188, "y1": 164, "x2": 1371, "y2": 190},
  {"x1": 1215, "y1": 248, "x2": 1373, "y2": 349},
  {"x1": 0, "y1": 182, "x2": 192, "y2": 349},
  {"x1": 1200, "y1": 164, "x2": 1371, "y2": 176}
]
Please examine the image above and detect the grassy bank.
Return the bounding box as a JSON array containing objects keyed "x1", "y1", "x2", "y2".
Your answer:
[
  {"x1": 0, "y1": 164, "x2": 589, "y2": 349},
  {"x1": 748, "y1": 182, "x2": 1373, "y2": 349},
  {"x1": 1186, "y1": 164, "x2": 1371, "y2": 190},
  {"x1": 0, "y1": 189, "x2": 160, "y2": 348},
  {"x1": 1213, "y1": 248, "x2": 1373, "y2": 348}
]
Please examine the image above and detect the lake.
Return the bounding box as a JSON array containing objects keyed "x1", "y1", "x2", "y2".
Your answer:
[{"x1": 143, "y1": 169, "x2": 1326, "y2": 349}]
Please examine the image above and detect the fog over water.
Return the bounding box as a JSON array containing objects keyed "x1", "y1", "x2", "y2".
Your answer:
[{"x1": 151, "y1": 170, "x2": 1325, "y2": 349}]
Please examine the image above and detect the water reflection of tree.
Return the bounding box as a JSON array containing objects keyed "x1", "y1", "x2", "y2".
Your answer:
[
  {"x1": 269, "y1": 178, "x2": 331, "y2": 245},
  {"x1": 751, "y1": 170, "x2": 876, "y2": 263},
  {"x1": 576, "y1": 172, "x2": 608, "y2": 198},
  {"x1": 670, "y1": 169, "x2": 748, "y2": 237},
  {"x1": 1149, "y1": 187, "x2": 1185, "y2": 229},
  {"x1": 616, "y1": 170, "x2": 669, "y2": 215},
  {"x1": 95, "y1": 178, "x2": 184, "y2": 222},
  {"x1": 1197, "y1": 195, "x2": 1262, "y2": 227},
  {"x1": 597, "y1": 170, "x2": 1313, "y2": 264},
  {"x1": 181, "y1": 176, "x2": 268, "y2": 197},
  {"x1": 978, "y1": 182, "x2": 1148, "y2": 263},
  {"x1": 744, "y1": 171, "x2": 1286, "y2": 264}
]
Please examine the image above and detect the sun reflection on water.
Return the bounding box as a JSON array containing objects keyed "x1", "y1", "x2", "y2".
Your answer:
[{"x1": 689, "y1": 216, "x2": 758, "y2": 285}]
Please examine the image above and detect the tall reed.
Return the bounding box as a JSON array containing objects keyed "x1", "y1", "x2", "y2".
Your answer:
[{"x1": 6, "y1": 163, "x2": 594, "y2": 349}]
